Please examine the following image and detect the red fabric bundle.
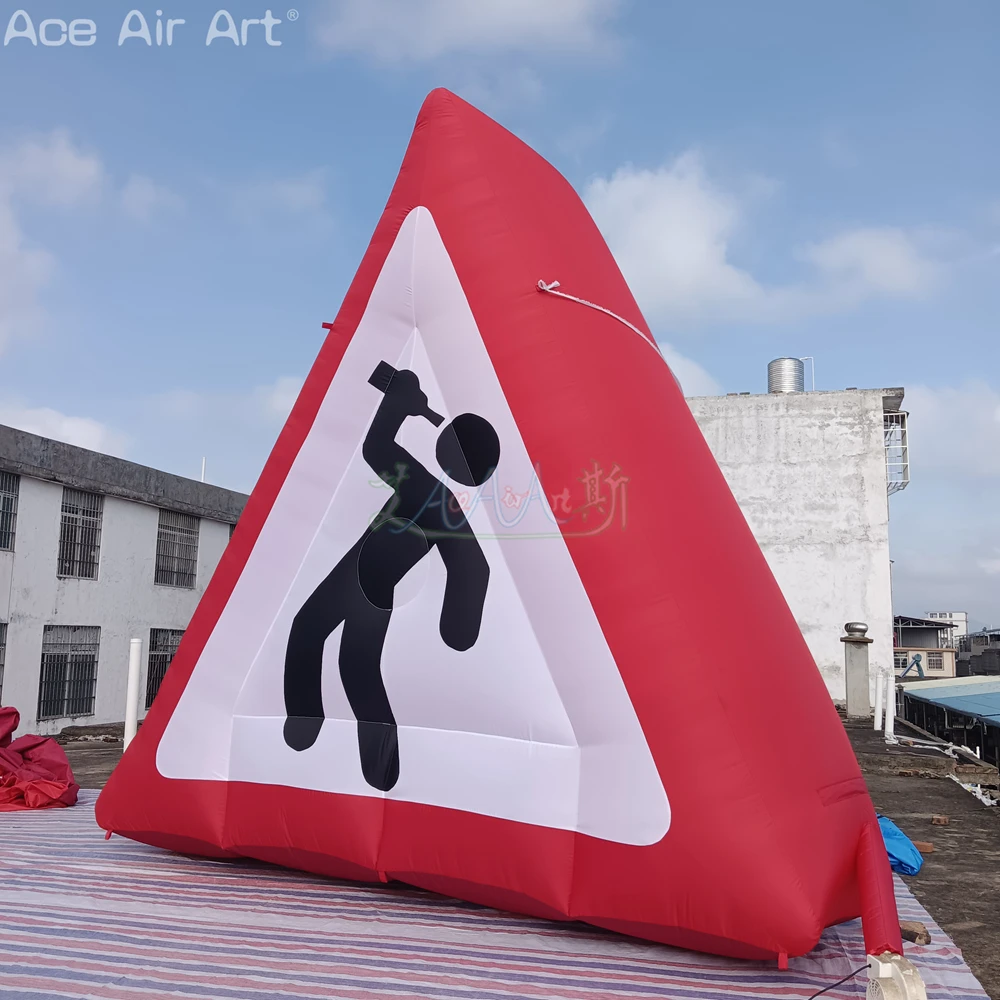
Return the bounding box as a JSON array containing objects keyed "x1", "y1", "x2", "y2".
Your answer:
[{"x1": 0, "y1": 706, "x2": 80, "y2": 811}]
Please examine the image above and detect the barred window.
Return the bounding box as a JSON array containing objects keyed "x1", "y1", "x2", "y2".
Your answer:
[
  {"x1": 927, "y1": 652, "x2": 944, "y2": 670},
  {"x1": 58, "y1": 488, "x2": 103, "y2": 579},
  {"x1": 0, "y1": 622, "x2": 7, "y2": 704},
  {"x1": 893, "y1": 651, "x2": 908, "y2": 671},
  {"x1": 145, "y1": 628, "x2": 184, "y2": 709},
  {"x1": 0, "y1": 472, "x2": 19, "y2": 551},
  {"x1": 37, "y1": 625, "x2": 100, "y2": 720},
  {"x1": 155, "y1": 510, "x2": 199, "y2": 588}
]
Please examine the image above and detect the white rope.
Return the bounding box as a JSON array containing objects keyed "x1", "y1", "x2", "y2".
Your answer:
[{"x1": 536, "y1": 280, "x2": 664, "y2": 359}]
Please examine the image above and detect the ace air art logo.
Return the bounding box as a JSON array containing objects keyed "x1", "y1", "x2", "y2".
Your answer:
[{"x1": 2, "y1": 8, "x2": 294, "y2": 48}]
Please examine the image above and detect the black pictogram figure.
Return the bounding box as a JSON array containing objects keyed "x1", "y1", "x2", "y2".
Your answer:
[{"x1": 282, "y1": 362, "x2": 501, "y2": 791}]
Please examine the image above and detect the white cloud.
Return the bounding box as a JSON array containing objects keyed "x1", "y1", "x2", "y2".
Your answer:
[
  {"x1": 229, "y1": 169, "x2": 329, "y2": 224},
  {"x1": 262, "y1": 171, "x2": 327, "y2": 214},
  {"x1": 121, "y1": 173, "x2": 183, "y2": 222},
  {"x1": 659, "y1": 343, "x2": 722, "y2": 397},
  {"x1": 802, "y1": 227, "x2": 938, "y2": 297},
  {"x1": 0, "y1": 401, "x2": 128, "y2": 455},
  {"x1": 256, "y1": 375, "x2": 304, "y2": 420},
  {"x1": 0, "y1": 200, "x2": 53, "y2": 351},
  {"x1": 979, "y1": 553, "x2": 1000, "y2": 576},
  {"x1": 584, "y1": 152, "x2": 941, "y2": 328},
  {"x1": 0, "y1": 131, "x2": 170, "y2": 352},
  {"x1": 903, "y1": 381, "x2": 1000, "y2": 479},
  {"x1": 0, "y1": 130, "x2": 109, "y2": 354},
  {"x1": 586, "y1": 154, "x2": 762, "y2": 324},
  {"x1": 152, "y1": 375, "x2": 306, "y2": 427},
  {"x1": 0, "y1": 128, "x2": 104, "y2": 207},
  {"x1": 315, "y1": 0, "x2": 621, "y2": 60}
]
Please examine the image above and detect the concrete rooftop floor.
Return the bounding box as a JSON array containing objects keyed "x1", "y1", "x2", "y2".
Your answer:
[{"x1": 843, "y1": 717, "x2": 1000, "y2": 999}]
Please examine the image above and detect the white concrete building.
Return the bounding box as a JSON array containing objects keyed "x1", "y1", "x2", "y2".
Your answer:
[
  {"x1": 0, "y1": 425, "x2": 246, "y2": 737},
  {"x1": 688, "y1": 384, "x2": 906, "y2": 703},
  {"x1": 925, "y1": 611, "x2": 968, "y2": 643}
]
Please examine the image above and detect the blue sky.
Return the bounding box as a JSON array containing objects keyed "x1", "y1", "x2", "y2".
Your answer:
[{"x1": 0, "y1": 0, "x2": 997, "y2": 623}]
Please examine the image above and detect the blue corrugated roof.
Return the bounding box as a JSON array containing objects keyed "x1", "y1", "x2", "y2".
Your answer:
[{"x1": 905, "y1": 679, "x2": 1000, "y2": 727}]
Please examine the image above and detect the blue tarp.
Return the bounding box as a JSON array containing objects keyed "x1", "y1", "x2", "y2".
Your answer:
[{"x1": 877, "y1": 815, "x2": 923, "y2": 876}]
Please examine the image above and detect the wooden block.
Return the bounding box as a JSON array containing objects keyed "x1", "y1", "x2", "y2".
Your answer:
[
  {"x1": 911, "y1": 840, "x2": 934, "y2": 853},
  {"x1": 931, "y1": 815, "x2": 949, "y2": 826}
]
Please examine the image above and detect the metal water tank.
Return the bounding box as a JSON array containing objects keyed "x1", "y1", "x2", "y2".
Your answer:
[{"x1": 767, "y1": 357, "x2": 805, "y2": 393}]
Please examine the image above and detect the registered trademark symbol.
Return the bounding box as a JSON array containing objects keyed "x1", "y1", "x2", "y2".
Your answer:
[{"x1": 287, "y1": 8, "x2": 299, "y2": 20}]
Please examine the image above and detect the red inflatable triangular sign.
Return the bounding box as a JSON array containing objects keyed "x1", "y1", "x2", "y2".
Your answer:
[{"x1": 97, "y1": 89, "x2": 902, "y2": 964}]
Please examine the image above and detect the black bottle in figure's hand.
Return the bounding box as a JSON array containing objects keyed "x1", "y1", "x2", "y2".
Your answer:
[{"x1": 367, "y1": 361, "x2": 445, "y2": 427}]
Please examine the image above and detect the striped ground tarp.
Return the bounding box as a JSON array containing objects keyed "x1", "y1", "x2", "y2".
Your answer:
[{"x1": 0, "y1": 791, "x2": 987, "y2": 1000}]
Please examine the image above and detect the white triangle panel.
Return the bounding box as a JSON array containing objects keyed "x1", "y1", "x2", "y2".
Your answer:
[{"x1": 158, "y1": 207, "x2": 670, "y2": 846}]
